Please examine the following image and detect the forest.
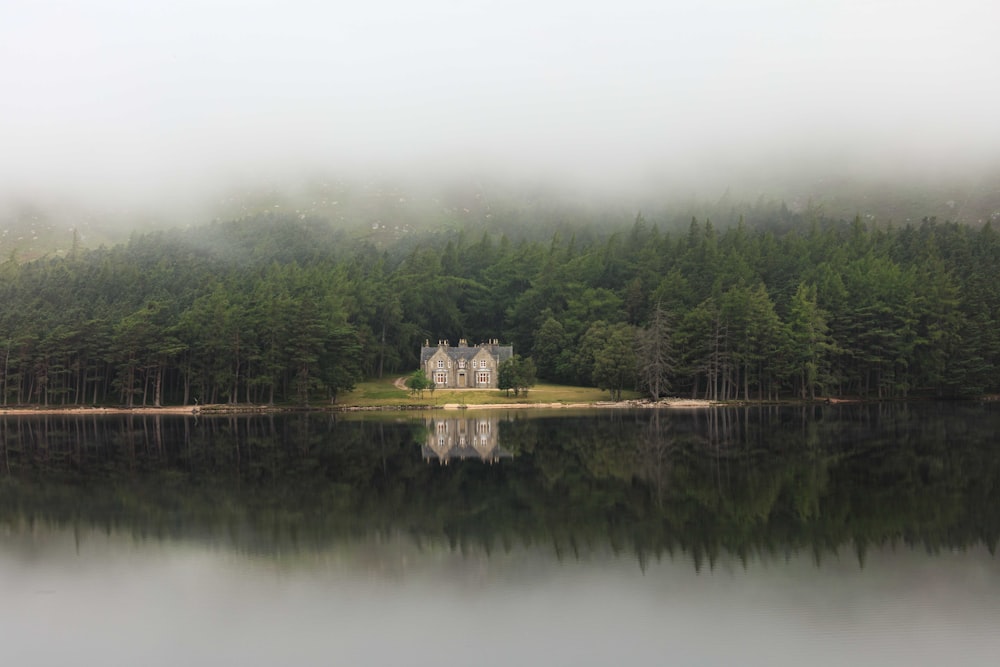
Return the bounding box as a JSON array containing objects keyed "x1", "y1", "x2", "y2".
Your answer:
[{"x1": 1, "y1": 206, "x2": 999, "y2": 406}]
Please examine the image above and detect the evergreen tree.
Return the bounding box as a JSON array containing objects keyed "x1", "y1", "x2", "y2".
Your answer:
[{"x1": 637, "y1": 301, "x2": 674, "y2": 400}]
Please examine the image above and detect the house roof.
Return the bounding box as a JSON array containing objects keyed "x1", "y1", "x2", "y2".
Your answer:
[{"x1": 420, "y1": 342, "x2": 513, "y2": 365}]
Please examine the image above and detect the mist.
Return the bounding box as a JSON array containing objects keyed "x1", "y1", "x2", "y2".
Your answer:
[{"x1": 3, "y1": 0, "x2": 999, "y2": 229}]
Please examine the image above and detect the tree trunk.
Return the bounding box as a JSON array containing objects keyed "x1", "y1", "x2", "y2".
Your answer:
[
  {"x1": 125, "y1": 362, "x2": 135, "y2": 408},
  {"x1": 1, "y1": 347, "x2": 8, "y2": 406},
  {"x1": 377, "y1": 321, "x2": 387, "y2": 378},
  {"x1": 154, "y1": 364, "x2": 163, "y2": 407},
  {"x1": 231, "y1": 331, "x2": 240, "y2": 404}
]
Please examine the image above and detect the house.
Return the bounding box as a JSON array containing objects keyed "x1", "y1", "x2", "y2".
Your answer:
[{"x1": 419, "y1": 338, "x2": 513, "y2": 389}]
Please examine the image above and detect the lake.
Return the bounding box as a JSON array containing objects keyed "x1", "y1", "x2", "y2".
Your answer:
[{"x1": 2, "y1": 403, "x2": 999, "y2": 665}]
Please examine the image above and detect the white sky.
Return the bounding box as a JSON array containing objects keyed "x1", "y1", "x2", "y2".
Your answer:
[{"x1": 2, "y1": 0, "x2": 998, "y2": 203}]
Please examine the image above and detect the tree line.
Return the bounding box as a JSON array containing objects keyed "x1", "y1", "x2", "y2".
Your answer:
[{"x1": 1, "y1": 209, "x2": 998, "y2": 406}]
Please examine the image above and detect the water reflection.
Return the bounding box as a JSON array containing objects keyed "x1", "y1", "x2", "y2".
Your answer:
[
  {"x1": 421, "y1": 416, "x2": 511, "y2": 463},
  {"x1": 0, "y1": 404, "x2": 998, "y2": 568}
]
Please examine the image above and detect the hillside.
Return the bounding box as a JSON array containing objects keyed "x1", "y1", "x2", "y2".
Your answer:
[{"x1": 4, "y1": 169, "x2": 1000, "y2": 260}]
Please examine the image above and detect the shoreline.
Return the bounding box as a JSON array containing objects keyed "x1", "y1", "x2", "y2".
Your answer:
[
  {"x1": 0, "y1": 405, "x2": 203, "y2": 416},
  {"x1": 1, "y1": 394, "x2": 989, "y2": 417},
  {"x1": 341, "y1": 398, "x2": 723, "y2": 412},
  {"x1": 0, "y1": 398, "x2": 721, "y2": 416}
]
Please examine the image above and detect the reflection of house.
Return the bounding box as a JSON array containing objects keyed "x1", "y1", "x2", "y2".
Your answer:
[
  {"x1": 421, "y1": 417, "x2": 511, "y2": 464},
  {"x1": 420, "y1": 339, "x2": 513, "y2": 389}
]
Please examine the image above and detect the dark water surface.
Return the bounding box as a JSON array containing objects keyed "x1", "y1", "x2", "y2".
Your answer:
[{"x1": 2, "y1": 404, "x2": 999, "y2": 665}]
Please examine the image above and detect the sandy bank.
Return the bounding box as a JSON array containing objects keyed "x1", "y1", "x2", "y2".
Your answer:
[
  {"x1": 0, "y1": 398, "x2": 719, "y2": 416},
  {"x1": 0, "y1": 405, "x2": 201, "y2": 416},
  {"x1": 438, "y1": 399, "x2": 719, "y2": 410}
]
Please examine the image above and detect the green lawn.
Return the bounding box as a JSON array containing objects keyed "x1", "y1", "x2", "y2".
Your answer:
[{"x1": 337, "y1": 377, "x2": 640, "y2": 407}]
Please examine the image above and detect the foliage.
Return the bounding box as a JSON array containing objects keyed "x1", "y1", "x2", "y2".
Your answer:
[
  {"x1": 1, "y1": 211, "x2": 999, "y2": 406},
  {"x1": 591, "y1": 322, "x2": 637, "y2": 401},
  {"x1": 636, "y1": 301, "x2": 674, "y2": 399},
  {"x1": 405, "y1": 370, "x2": 432, "y2": 397},
  {"x1": 498, "y1": 354, "x2": 537, "y2": 396}
]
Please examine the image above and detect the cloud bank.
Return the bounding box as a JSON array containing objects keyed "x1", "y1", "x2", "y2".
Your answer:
[{"x1": 2, "y1": 0, "x2": 998, "y2": 210}]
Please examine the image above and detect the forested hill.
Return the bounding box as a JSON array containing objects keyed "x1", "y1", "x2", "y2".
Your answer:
[{"x1": 1, "y1": 211, "x2": 999, "y2": 407}]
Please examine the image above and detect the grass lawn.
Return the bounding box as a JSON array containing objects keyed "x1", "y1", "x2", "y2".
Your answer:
[{"x1": 337, "y1": 377, "x2": 640, "y2": 408}]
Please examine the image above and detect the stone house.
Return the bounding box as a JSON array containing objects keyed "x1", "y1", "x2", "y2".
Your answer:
[{"x1": 420, "y1": 339, "x2": 513, "y2": 389}]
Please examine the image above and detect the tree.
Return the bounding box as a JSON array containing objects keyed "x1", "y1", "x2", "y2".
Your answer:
[
  {"x1": 592, "y1": 323, "x2": 637, "y2": 401},
  {"x1": 498, "y1": 358, "x2": 515, "y2": 396},
  {"x1": 499, "y1": 355, "x2": 538, "y2": 397},
  {"x1": 675, "y1": 298, "x2": 727, "y2": 400},
  {"x1": 721, "y1": 283, "x2": 785, "y2": 401},
  {"x1": 111, "y1": 301, "x2": 168, "y2": 408},
  {"x1": 637, "y1": 301, "x2": 674, "y2": 400},
  {"x1": 513, "y1": 356, "x2": 537, "y2": 396},
  {"x1": 786, "y1": 282, "x2": 832, "y2": 399},
  {"x1": 405, "y1": 370, "x2": 432, "y2": 397},
  {"x1": 319, "y1": 326, "x2": 363, "y2": 404},
  {"x1": 532, "y1": 314, "x2": 567, "y2": 381}
]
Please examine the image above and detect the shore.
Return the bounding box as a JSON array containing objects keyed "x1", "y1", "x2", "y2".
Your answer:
[
  {"x1": 341, "y1": 398, "x2": 720, "y2": 412},
  {"x1": 0, "y1": 397, "x2": 721, "y2": 416},
  {"x1": 6, "y1": 390, "x2": 968, "y2": 416},
  {"x1": 0, "y1": 405, "x2": 203, "y2": 416}
]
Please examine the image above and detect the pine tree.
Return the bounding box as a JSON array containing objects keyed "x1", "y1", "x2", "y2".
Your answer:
[{"x1": 637, "y1": 301, "x2": 674, "y2": 400}]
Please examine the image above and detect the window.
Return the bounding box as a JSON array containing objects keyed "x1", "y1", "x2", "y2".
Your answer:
[
  {"x1": 480, "y1": 359, "x2": 488, "y2": 368},
  {"x1": 435, "y1": 371, "x2": 447, "y2": 385},
  {"x1": 458, "y1": 359, "x2": 465, "y2": 369},
  {"x1": 437, "y1": 360, "x2": 444, "y2": 369},
  {"x1": 477, "y1": 371, "x2": 490, "y2": 385}
]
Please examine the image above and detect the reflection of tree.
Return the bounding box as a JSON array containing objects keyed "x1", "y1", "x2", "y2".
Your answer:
[
  {"x1": 635, "y1": 411, "x2": 675, "y2": 509},
  {"x1": 0, "y1": 404, "x2": 998, "y2": 569}
]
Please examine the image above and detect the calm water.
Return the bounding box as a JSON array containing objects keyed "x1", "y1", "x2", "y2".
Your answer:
[{"x1": 2, "y1": 404, "x2": 999, "y2": 665}]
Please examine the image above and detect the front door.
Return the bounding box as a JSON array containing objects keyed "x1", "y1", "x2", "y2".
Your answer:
[{"x1": 458, "y1": 371, "x2": 466, "y2": 387}]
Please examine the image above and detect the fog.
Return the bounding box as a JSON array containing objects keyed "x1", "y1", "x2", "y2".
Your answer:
[{"x1": 3, "y1": 0, "x2": 999, "y2": 225}]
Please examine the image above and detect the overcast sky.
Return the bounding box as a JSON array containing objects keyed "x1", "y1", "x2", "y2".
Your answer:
[{"x1": 2, "y1": 0, "x2": 999, "y2": 205}]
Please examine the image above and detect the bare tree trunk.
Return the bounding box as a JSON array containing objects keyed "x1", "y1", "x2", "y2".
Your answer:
[
  {"x1": 125, "y1": 362, "x2": 135, "y2": 408},
  {"x1": 231, "y1": 330, "x2": 240, "y2": 404},
  {"x1": 1, "y1": 346, "x2": 8, "y2": 406},
  {"x1": 153, "y1": 364, "x2": 163, "y2": 407},
  {"x1": 378, "y1": 321, "x2": 387, "y2": 378}
]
